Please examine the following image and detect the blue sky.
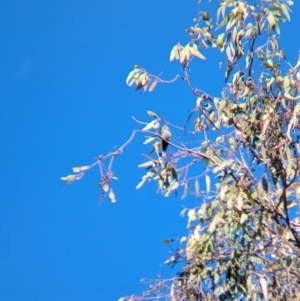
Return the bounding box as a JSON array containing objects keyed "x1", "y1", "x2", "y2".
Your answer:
[{"x1": 0, "y1": 1, "x2": 300, "y2": 300}]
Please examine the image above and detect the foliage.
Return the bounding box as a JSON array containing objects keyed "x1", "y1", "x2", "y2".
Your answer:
[{"x1": 62, "y1": 0, "x2": 300, "y2": 300}]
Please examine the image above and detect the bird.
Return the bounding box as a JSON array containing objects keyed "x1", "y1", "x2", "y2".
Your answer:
[{"x1": 161, "y1": 125, "x2": 171, "y2": 152}]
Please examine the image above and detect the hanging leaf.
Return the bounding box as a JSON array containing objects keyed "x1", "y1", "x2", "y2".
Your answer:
[
  {"x1": 205, "y1": 175, "x2": 211, "y2": 194},
  {"x1": 153, "y1": 141, "x2": 160, "y2": 157},
  {"x1": 126, "y1": 70, "x2": 137, "y2": 85},
  {"x1": 267, "y1": 12, "x2": 276, "y2": 34},
  {"x1": 108, "y1": 188, "x2": 116, "y2": 203},
  {"x1": 148, "y1": 81, "x2": 158, "y2": 92},
  {"x1": 259, "y1": 277, "x2": 269, "y2": 301},
  {"x1": 229, "y1": 137, "x2": 235, "y2": 149},
  {"x1": 72, "y1": 166, "x2": 89, "y2": 173},
  {"x1": 280, "y1": 4, "x2": 290, "y2": 21},
  {"x1": 181, "y1": 182, "x2": 188, "y2": 200},
  {"x1": 195, "y1": 178, "x2": 200, "y2": 195},
  {"x1": 216, "y1": 33, "x2": 224, "y2": 49},
  {"x1": 188, "y1": 209, "x2": 197, "y2": 225}
]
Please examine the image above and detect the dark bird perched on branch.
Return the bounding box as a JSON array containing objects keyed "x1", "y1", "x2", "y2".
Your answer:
[{"x1": 161, "y1": 125, "x2": 171, "y2": 151}]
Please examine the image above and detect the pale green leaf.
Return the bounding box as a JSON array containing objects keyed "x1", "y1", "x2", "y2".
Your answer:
[
  {"x1": 180, "y1": 236, "x2": 187, "y2": 243},
  {"x1": 188, "y1": 209, "x2": 197, "y2": 225},
  {"x1": 143, "y1": 137, "x2": 156, "y2": 145},
  {"x1": 101, "y1": 182, "x2": 110, "y2": 192},
  {"x1": 148, "y1": 81, "x2": 158, "y2": 92},
  {"x1": 280, "y1": 4, "x2": 290, "y2": 21},
  {"x1": 80, "y1": 166, "x2": 89, "y2": 171},
  {"x1": 191, "y1": 44, "x2": 206, "y2": 60},
  {"x1": 147, "y1": 110, "x2": 159, "y2": 119},
  {"x1": 195, "y1": 178, "x2": 200, "y2": 194},
  {"x1": 259, "y1": 277, "x2": 268, "y2": 301},
  {"x1": 72, "y1": 167, "x2": 81, "y2": 173},
  {"x1": 196, "y1": 97, "x2": 203, "y2": 108},
  {"x1": 142, "y1": 120, "x2": 159, "y2": 131},
  {"x1": 240, "y1": 213, "x2": 248, "y2": 224},
  {"x1": 216, "y1": 33, "x2": 224, "y2": 49},
  {"x1": 136, "y1": 179, "x2": 146, "y2": 189},
  {"x1": 181, "y1": 182, "x2": 188, "y2": 200},
  {"x1": 61, "y1": 175, "x2": 76, "y2": 183},
  {"x1": 126, "y1": 70, "x2": 137, "y2": 85},
  {"x1": 229, "y1": 137, "x2": 235, "y2": 149},
  {"x1": 205, "y1": 175, "x2": 211, "y2": 194},
  {"x1": 170, "y1": 180, "x2": 179, "y2": 191},
  {"x1": 108, "y1": 188, "x2": 116, "y2": 203},
  {"x1": 138, "y1": 161, "x2": 154, "y2": 168}
]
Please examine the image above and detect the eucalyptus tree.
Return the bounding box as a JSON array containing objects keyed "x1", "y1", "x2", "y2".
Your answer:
[{"x1": 62, "y1": 0, "x2": 300, "y2": 300}]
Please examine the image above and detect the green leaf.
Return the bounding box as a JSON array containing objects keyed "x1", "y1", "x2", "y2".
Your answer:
[
  {"x1": 108, "y1": 188, "x2": 116, "y2": 203},
  {"x1": 181, "y1": 183, "x2": 188, "y2": 200},
  {"x1": 100, "y1": 182, "x2": 109, "y2": 192},
  {"x1": 259, "y1": 277, "x2": 268, "y2": 301},
  {"x1": 72, "y1": 166, "x2": 89, "y2": 173},
  {"x1": 229, "y1": 137, "x2": 235, "y2": 149},
  {"x1": 296, "y1": 186, "x2": 300, "y2": 200},
  {"x1": 267, "y1": 12, "x2": 276, "y2": 34},
  {"x1": 195, "y1": 178, "x2": 200, "y2": 195},
  {"x1": 280, "y1": 3, "x2": 290, "y2": 21},
  {"x1": 154, "y1": 141, "x2": 160, "y2": 158},
  {"x1": 170, "y1": 180, "x2": 179, "y2": 191},
  {"x1": 196, "y1": 97, "x2": 203, "y2": 108},
  {"x1": 143, "y1": 137, "x2": 156, "y2": 145},
  {"x1": 218, "y1": 99, "x2": 227, "y2": 114},
  {"x1": 126, "y1": 70, "x2": 137, "y2": 85},
  {"x1": 170, "y1": 45, "x2": 179, "y2": 61},
  {"x1": 191, "y1": 44, "x2": 206, "y2": 60},
  {"x1": 148, "y1": 81, "x2": 158, "y2": 92},
  {"x1": 225, "y1": 65, "x2": 233, "y2": 82},
  {"x1": 205, "y1": 175, "x2": 210, "y2": 194},
  {"x1": 80, "y1": 166, "x2": 89, "y2": 171},
  {"x1": 138, "y1": 161, "x2": 154, "y2": 168},
  {"x1": 188, "y1": 209, "x2": 197, "y2": 225},
  {"x1": 240, "y1": 213, "x2": 248, "y2": 224},
  {"x1": 142, "y1": 119, "x2": 159, "y2": 131},
  {"x1": 136, "y1": 179, "x2": 146, "y2": 190},
  {"x1": 147, "y1": 110, "x2": 159, "y2": 119},
  {"x1": 216, "y1": 33, "x2": 224, "y2": 49},
  {"x1": 61, "y1": 175, "x2": 76, "y2": 183}
]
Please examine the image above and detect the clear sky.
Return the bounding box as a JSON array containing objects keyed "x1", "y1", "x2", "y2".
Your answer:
[{"x1": 0, "y1": 1, "x2": 299, "y2": 300}]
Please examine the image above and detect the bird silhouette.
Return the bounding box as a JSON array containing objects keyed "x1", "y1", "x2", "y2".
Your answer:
[{"x1": 161, "y1": 125, "x2": 171, "y2": 151}]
